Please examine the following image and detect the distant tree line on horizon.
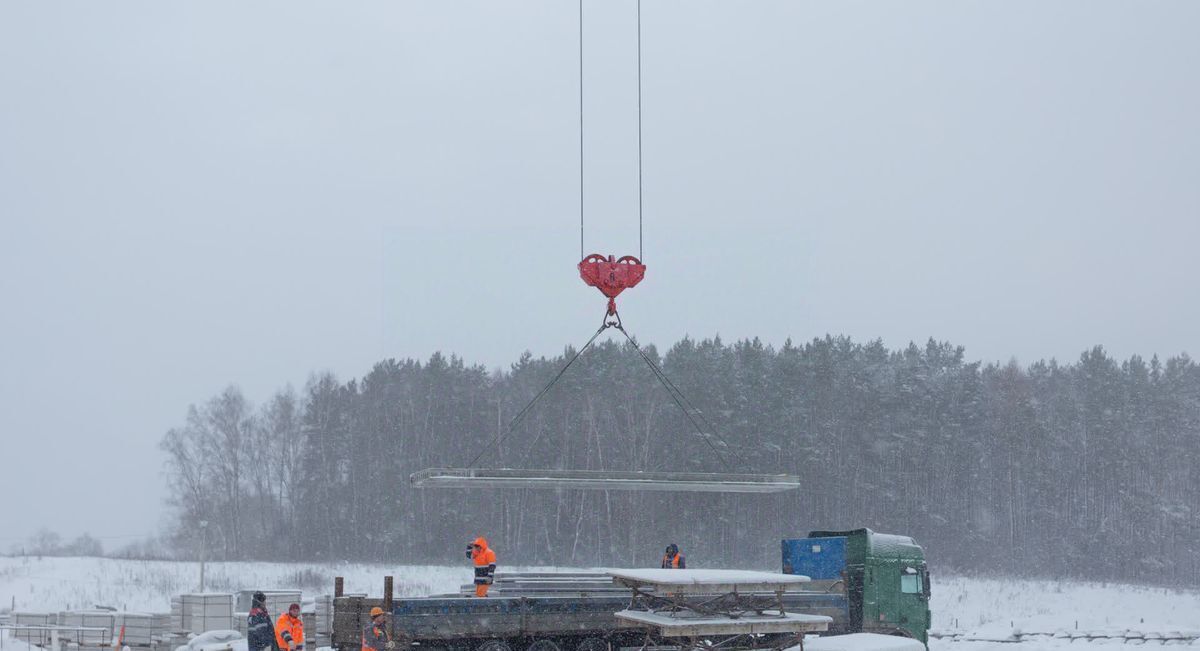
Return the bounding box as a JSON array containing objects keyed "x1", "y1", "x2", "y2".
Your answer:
[
  {"x1": 159, "y1": 335, "x2": 1200, "y2": 586},
  {"x1": 5, "y1": 528, "x2": 105, "y2": 558}
]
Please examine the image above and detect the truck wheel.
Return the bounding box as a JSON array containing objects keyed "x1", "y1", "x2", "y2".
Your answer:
[
  {"x1": 575, "y1": 638, "x2": 607, "y2": 651},
  {"x1": 526, "y1": 640, "x2": 562, "y2": 651},
  {"x1": 477, "y1": 640, "x2": 514, "y2": 651}
]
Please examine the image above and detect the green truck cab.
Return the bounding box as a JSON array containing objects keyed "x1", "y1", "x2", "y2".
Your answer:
[{"x1": 782, "y1": 528, "x2": 931, "y2": 643}]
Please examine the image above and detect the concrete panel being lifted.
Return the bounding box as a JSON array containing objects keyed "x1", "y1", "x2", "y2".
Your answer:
[{"x1": 409, "y1": 468, "x2": 801, "y2": 493}]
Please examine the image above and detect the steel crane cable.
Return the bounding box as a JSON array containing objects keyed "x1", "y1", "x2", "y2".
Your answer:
[
  {"x1": 637, "y1": 0, "x2": 644, "y2": 260},
  {"x1": 466, "y1": 5, "x2": 740, "y2": 473},
  {"x1": 579, "y1": 0, "x2": 585, "y2": 259},
  {"x1": 579, "y1": 0, "x2": 646, "y2": 260}
]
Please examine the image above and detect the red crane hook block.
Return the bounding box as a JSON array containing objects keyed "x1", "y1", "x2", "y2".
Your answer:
[{"x1": 578, "y1": 254, "x2": 646, "y2": 316}]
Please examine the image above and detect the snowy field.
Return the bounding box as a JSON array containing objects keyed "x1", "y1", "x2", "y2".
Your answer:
[
  {"x1": 2, "y1": 557, "x2": 1199, "y2": 649},
  {"x1": 0, "y1": 556, "x2": 468, "y2": 612},
  {"x1": 930, "y1": 574, "x2": 1200, "y2": 650}
]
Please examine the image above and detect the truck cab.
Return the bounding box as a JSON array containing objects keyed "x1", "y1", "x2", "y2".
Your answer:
[{"x1": 781, "y1": 528, "x2": 931, "y2": 643}]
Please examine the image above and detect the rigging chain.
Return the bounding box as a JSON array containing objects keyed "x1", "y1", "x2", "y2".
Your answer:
[{"x1": 466, "y1": 310, "x2": 741, "y2": 473}]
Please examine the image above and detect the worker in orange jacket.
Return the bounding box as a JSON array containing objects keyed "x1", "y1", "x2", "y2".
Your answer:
[
  {"x1": 467, "y1": 536, "x2": 497, "y2": 597},
  {"x1": 275, "y1": 603, "x2": 304, "y2": 651},
  {"x1": 361, "y1": 607, "x2": 393, "y2": 651},
  {"x1": 661, "y1": 543, "x2": 686, "y2": 569}
]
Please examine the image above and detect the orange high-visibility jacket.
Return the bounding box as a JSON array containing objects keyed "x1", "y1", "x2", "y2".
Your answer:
[
  {"x1": 275, "y1": 613, "x2": 304, "y2": 650},
  {"x1": 471, "y1": 537, "x2": 497, "y2": 585},
  {"x1": 361, "y1": 623, "x2": 389, "y2": 651},
  {"x1": 661, "y1": 552, "x2": 686, "y2": 569}
]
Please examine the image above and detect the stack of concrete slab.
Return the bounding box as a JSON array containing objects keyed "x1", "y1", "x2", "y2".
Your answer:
[
  {"x1": 233, "y1": 611, "x2": 248, "y2": 637},
  {"x1": 235, "y1": 590, "x2": 303, "y2": 615},
  {"x1": 115, "y1": 612, "x2": 162, "y2": 646},
  {"x1": 12, "y1": 611, "x2": 57, "y2": 645},
  {"x1": 172, "y1": 594, "x2": 234, "y2": 634},
  {"x1": 13, "y1": 611, "x2": 58, "y2": 626},
  {"x1": 312, "y1": 595, "x2": 334, "y2": 647},
  {"x1": 58, "y1": 611, "x2": 117, "y2": 646}
]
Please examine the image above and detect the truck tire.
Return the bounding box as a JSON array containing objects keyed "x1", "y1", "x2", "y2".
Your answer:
[
  {"x1": 575, "y1": 637, "x2": 607, "y2": 651},
  {"x1": 477, "y1": 640, "x2": 514, "y2": 651},
  {"x1": 526, "y1": 640, "x2": 562, "y2": 651}
]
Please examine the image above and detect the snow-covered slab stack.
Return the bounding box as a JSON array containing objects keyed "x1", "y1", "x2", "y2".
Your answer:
[
  {"x1": 117, "y1": 611, "x2": 164, "y2": 646},
  {"x1": 313, "y1": 595, "x2": 334, "y2": 642},
  {"x1": 12, "y1": 611, "x2": 57, "y2": 645},
  {"x1": 58, "y1": 611, "x2": 116, "y2": 645},
  {"x1": 12, "y1": 612, "x2": 57, "y2": 626},
  {"x1": 616, "y1": 610, "x2": 830, "y2": 637},
  {"x1": 609, "y1": 569, "x2": 812, "y2": 593},
  {"x1": 611, "y1": 569, "x2": 827, "y2": 638},
  {"x1": 235, "y1": 590, "x2": 302, "y2": 615},
  {"x1": 176, "y1": 594, "x2": 234, "y2": 634}
]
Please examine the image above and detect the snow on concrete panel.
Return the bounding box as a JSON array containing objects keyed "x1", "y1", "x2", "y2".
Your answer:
[
  {"x1": 802, "y1": 634, "x2": 925, "y2": 651},
  {"x1": 608, "y1": 568, "x2": 811, "y2": 592},
  {"x1": 616, "y1": 609, "x2": 830, "y2": 637}
]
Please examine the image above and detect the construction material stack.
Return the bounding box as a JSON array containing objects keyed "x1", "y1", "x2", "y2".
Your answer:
[
  {"x1": 312, "y1": 594, "x2": 335, "y2": 648},
  {"x1": 11, "y1": 612, "x2": 57, "y2": 646},
  {"x1": 57, "y1": 610, "x2": 116, "y2": 649},
  {"x1": 172, "y1": 593, "x2": 234, "y2": 634}
]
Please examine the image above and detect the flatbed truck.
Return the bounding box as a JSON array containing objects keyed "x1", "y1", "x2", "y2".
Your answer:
[{"x1": 331, "y1": 529, "x2": 931, "y2": 651}]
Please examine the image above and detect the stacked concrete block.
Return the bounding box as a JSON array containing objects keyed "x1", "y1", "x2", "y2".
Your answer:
[
  {"x1": 57, "y1": 611, "x2": 116, "y2": 646},
  {"x1": 311, "y1": 595, "x2": 334, "y2": 648},
  {"x1": 174, "y1": 594, "x2": 234, "y2": 634},
  {"x1": 235, "y1": 591, "x2": 303, "y2": 616},
  {"x1": 13, "y1": 612, "x2": 58, "y2": 645},
  {"x1": 116, "y1": 612, "x2": 162, "y2": 646},
  {"x1": 53, "y1": 609, "x2": 175, "y2": 648},
  {"x1": 13, "y1": 611, "x2": 57, "y2": 626}
]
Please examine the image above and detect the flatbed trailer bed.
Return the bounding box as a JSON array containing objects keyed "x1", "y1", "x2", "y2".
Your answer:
[
  {"x1": 332, "y1": 529, "x2": 932, "y2": 650},
  {"x1": 333, "y1": 588, "x2": 848, "y2": 651}
]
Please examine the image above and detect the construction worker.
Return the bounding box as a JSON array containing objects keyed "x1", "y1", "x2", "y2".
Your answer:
[
  {"x1": 661, "y1": 544, "x2": 686, "y2": 569},
  {"x1": 275, "y1": 603, "x2": 304, "y2": 651},
  {"x1": 361, "y1": 607, "x2": 394, "y2": 651},
  {"x1": 467, "y1": 536, "x2": 497, "y2": 597},
  {"x1": 247, "y1": 592, "x2": 279, "y2": 651}
]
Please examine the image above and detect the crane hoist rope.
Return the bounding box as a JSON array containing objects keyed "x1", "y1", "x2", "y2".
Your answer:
[{"x1": 461, "y1": 0, "x2": 742, "y2": 476}]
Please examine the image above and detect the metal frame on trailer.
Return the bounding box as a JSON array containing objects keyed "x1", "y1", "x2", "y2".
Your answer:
[
  {"x1": 608, "y1": 569, "x2": 831, "y2": 651},
  {"x1": 410, "y1": 468, "x2": 801, "y2": 493}
]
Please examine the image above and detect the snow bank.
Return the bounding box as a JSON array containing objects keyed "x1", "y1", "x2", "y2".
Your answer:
[
  {"x1": 0, "y1": 632, "x2": 44, "y2": 651},
  {"x1": 803, "y1": 633, "x2": 925, "y2": 651}
]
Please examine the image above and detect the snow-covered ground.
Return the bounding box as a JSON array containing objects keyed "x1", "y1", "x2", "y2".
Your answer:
[
  {"x1": 0, "y1": 556, "x2": 466, "y2": 612},
  {"x1": 929, "y1": 574, "x2": 1200, "y2": 650},
  {"x1": 1, "y1": 557, "x2": 1199, "y2": 649}
]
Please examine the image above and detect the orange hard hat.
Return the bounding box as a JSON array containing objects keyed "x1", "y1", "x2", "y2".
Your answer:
[{"x1": 369, "y1": 607, "x2": 385, "y2": 618}]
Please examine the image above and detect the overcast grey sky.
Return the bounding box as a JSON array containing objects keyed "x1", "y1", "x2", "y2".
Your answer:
[{"x1": 1, "y1": 1, "x2": 1197, "y2": 544}]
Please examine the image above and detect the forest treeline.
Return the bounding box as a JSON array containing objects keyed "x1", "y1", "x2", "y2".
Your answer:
[{"x1": 160, "y1": 335, "x2": 1200, "y2": 585}]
